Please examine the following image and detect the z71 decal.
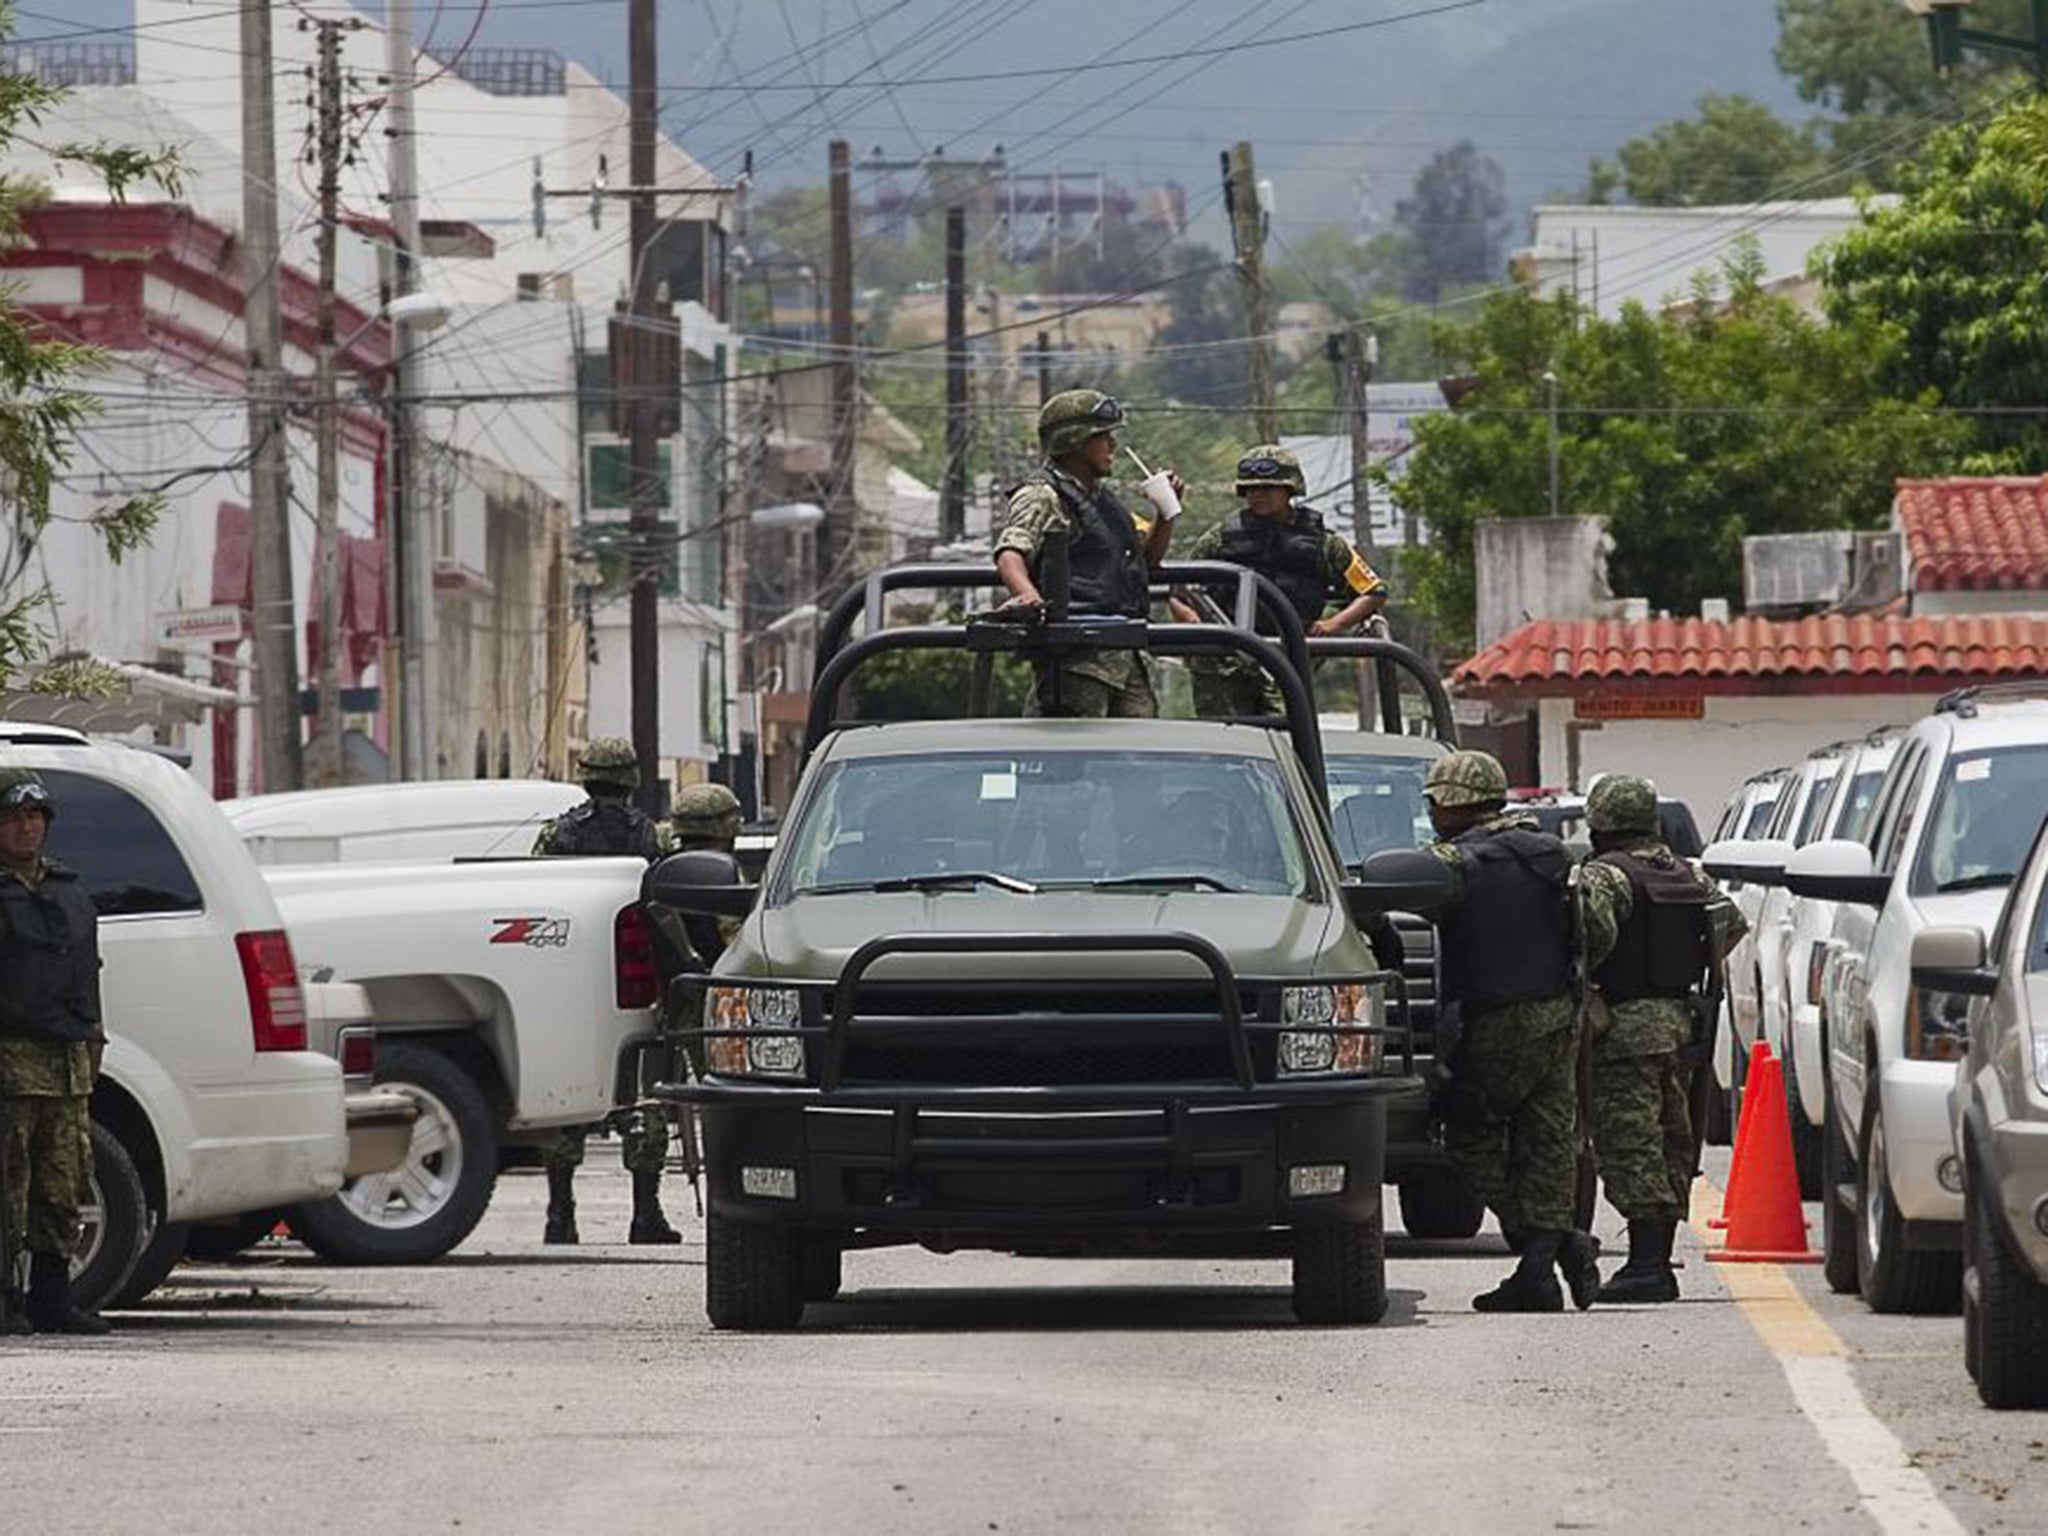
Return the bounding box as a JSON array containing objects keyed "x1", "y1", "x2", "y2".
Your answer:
[{"x1": 490, "y1": 916, "x2": 571, "y2": 948}]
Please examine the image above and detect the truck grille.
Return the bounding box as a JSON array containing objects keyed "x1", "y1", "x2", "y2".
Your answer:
[{"x1": 839, "y1": 1040, "x2": 1238, "y2": 1087}]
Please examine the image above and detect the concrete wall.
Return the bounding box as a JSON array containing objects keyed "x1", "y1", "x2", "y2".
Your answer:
[
  {"x1": 1532, "y1": 692, "x2": 1937, "y2": 825},
  {"x1": 1474, "y1": 516, "x2": 1615, "y2": 650}
]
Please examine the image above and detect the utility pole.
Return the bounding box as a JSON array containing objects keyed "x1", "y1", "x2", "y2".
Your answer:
[
  {"x1": 825, "y1": 139, "x2": 856, "y2": 591},
  {"x1": 308, "y1": 17, "x2": 346, "y2": 787},
  {"x1": 1223, "y1": 141, "x2": 1277, "y2": 441},
  {"x1": 627, "y1": 0, "x2": 662, "y2": 813},
  {"x1": 1341, "y1": 329, "x2": 1378, "y2": 559},
  {"x1": 240, "y1": 0, "x2": 302, "y2": 794},
  {"x1": 386, "y1": 0, "x2": 432, "y2": 779},
  {"x1": 942, "y1": 206, "x2": 967, "y2": 545}
]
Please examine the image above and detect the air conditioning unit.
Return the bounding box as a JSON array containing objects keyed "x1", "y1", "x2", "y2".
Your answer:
[
  {"x1": 1846, "y1": 530, "x2": 1904, "y2": 610},
  {"x1": 1744, "y1": 532, "x2": 1853, "y2": 611}
]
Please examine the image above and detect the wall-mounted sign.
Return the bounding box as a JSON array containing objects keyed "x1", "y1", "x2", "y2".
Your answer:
[
  {"x1": 1575, "y1": 695, "x2": 1704, "y2": 722},
  {"x1": 157, "y1": 604, "x2": 244, "y2": 645}
]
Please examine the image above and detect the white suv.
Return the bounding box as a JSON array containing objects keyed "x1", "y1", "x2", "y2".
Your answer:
[
  {"x1": 1704, "y1": 768, "x2": 1792, "y2": 1142},
  {"x1": 1785, "y1": 689, "x2": 2048, "y2": 1311},
  {"x1": 0, "y1": 725, "x2": 349, "y2": 1309}
]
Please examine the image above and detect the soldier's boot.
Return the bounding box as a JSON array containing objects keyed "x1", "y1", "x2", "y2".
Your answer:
[
  {"x1": 543, "y1": 1166, "x2": 579, "y2": 1245},
  {"x1": 1595, "y1": 1219, "x2": 1680, "y2": 1304},
  {"x1": 1, "y1": 1287, "x2": 31, "y2": 1337},
  {"x1": 24, "y1": 1251, "x2": 110, "y2": 1336},
  {"x1": 628, "y1": 1170, "x2": 683, "y2": 1245},
  {"x1": 1472, "y1": 1230, "x2": 1565, "y2": 1313},
  {"x1": 1557, "y1": 1229, "x2": 1602, "y2": 1311}
]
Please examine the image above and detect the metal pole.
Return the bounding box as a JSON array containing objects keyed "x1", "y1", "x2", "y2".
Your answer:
[
  {"x1": 387, "y1": 0, "x2": 431, "y2": 779},
  {"x1": 1036, "y1": 329, "x2": 1052, "y2": 406},
  {"x1": 627, "y1": 0, "x2": 662, "y2": 813},
  {"x1": 310, "y1": 18, "x2": 345, "y2": 787},
  {"x1": 943, "y1": 206, "x2": 967, "y2": 544},
  {"x1": 826, "y1": 139, "x2": 856, "y2": 590},
  {"x1": 1545, "y1": 369, "x2": 1561, "y2": 519},
  {"x1": 1226, "y1": 141, "x2": 1277, "y2": 441},
  {"x1": 240, "y1": 0, "x2": 302, "y2": 794}
]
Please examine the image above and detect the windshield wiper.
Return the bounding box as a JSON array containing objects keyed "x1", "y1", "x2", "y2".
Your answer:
[
  {"x1": 1086, "y1": 873, "x2": 1244, "y2": 893},
  {"x1": 858, "y1": 870, "x2": 1041, "y2": 895},
  {"x1": 1934, "y1": 872, "x2": 2013, "y2": 894}
]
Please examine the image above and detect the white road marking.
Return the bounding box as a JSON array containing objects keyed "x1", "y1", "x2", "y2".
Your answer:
[{"x1": 1694, "y1": 1182, "x2": 1966, "y2": 1536}]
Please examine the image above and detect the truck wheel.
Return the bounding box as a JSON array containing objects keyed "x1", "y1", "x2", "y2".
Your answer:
[
  {"x1": 1291, "y1": 1215, "x2": 1388, "y2": 1325},
  {"x1": 800, "y1": 1232, "x2": 845, "y2": 1303},
  {"x1": 70, "y1": 1122, "x2": 147, "y2": 1313},
  {"x1": 109, "y1": 1214, "x2": 189, "y2": 1307},
  {"x1": 292, "y1": 1043, "x2": 498, "y2": 1266},
  {"x1": 1970, "y1": 1173, "x2": 2048, "y2": 1409},
  {"x1": 1783, "y1": 1039, "x2": 1822, "y2": 1201},
  {"x1": 1856, "y1": 1096, "x2": 1960, "y2": 1314},
  {"x1": 1397, "y1": 1170, "x2": 1485, "y2": 1240},
  {"x1": 185, "y1": 1210, "x2": 286, "y2": 1261},
  {"x1": 705, "y1": 1210, "x2": 804, "y2": 1330},
  {"x1": 1821, "y1": 1084, "x2": 1859, "y2": 1295}
]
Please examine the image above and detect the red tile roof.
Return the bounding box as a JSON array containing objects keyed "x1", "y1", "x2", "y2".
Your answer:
[
  {"x1": 1453, "y1": 613, "x2": 2048, "y2": 696},
  {"x1": 1895, "y1": 477, "x2": 2048, "y2": 592}
]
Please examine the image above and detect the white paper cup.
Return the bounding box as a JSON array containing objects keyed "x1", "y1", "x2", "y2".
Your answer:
[{"x1": 1139, "y1": 469, "x2": 1182, "y2": 523}]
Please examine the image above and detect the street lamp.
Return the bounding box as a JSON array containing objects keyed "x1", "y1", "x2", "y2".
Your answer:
[{"x1": 1901, "y1": 1, "x2": 2048, "y2": 81}]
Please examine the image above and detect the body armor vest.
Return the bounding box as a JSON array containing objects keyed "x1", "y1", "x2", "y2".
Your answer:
[
  {"x1": 543, "y1": 798, "x2": 663, "y2": 861},
  {"x1": 1438, "y1": 825, "x2": 1573, "y2": 1014},
  {"x1": 1216, "y1": 505, "x2": 1329, "y2": 625},
  {"x1": 1025, "y1": 472, "x2": 1149, "y2": 618},
  {"x1": 1592, "y1": 848, "x2": 1711, "y2": 1004}
]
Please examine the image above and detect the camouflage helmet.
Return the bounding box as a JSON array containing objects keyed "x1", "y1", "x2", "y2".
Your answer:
[
  {"x1": 0, "y1": 767, "x2": 54, "y2": 820},
  {"x1": 1235, "y1": 444, "x2": 1305, "y2": 496},
  {"x1": 1422, "y1": 749, "x2": 1510, "y2": 808},
  {"x1": 671, "y1": 781, "x2": 742, "y2": 843},
  {"x1": 1585, "y1": 773, "x2": 1660, "y2": 835},
  {"x1": 1038, "y1": 388, "x2": 1125, "y2": 459},
  {"x1": 575, "y1": 736, "x2": 639, "y2": 790}
]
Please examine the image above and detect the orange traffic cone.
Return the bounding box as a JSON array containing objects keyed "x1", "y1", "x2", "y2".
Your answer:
[
  {"x1": 1708, "y1": 1038, "x2": 1772, "y2": 1230},
  {"x1": 1707, "y1": 1043, "x2": 1821, "y2": 1265}
]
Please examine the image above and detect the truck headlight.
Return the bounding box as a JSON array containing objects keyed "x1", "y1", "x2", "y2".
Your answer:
[
  {"x1": 1905, "y1": 988, "x2": 1971, "y2": 1063},
  {"x1": 1279, "y1": 984, "x2": 1379, "y2": 1075},
  {"x1": 706, "y1": 986, "x2": 806, "y2": 1078}
]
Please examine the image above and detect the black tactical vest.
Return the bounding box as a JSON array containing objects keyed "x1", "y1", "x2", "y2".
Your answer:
[
  {"x1": 1216, "y1": 505, "x2": 1329, "y2": 625},
  {"x1": 1438, "y1": 825, "x2": 1573, "y2": 1014},
  {"x1": 1592, "y1": 847, "x2": 1712, "y2": 1004},
  {"x1": 0, "y1": 863, "x2": 102, "y2": 1044},
  {"x1": 1025, "y1": 471, "x2": 1150, "y2": 618},
  {"x1": 542, "y1": 798, "x2": 663, "y2": 861}
]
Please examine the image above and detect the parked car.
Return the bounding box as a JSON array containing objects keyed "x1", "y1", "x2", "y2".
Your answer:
[
  {"x1": 226, "y1": 779, "x2": 581, "y2": 865},
  {"x1": 0, "y1": 723, "x2": 352, "y2": 1309},
  {"x1": 1911, "y1": 825, "x2": 2048, "y2": 1407},
  {"x1": 1701, "y1": 768, "x2": 1793, "y2": 1142},
  {"x1": 1784, "y1": 687, "x2": 2048, "y2": 1310}
]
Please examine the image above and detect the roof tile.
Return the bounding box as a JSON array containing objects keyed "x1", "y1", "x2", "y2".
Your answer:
[{"x1": 1895, "y1": 477, "x2": 2048, "y2": 592}]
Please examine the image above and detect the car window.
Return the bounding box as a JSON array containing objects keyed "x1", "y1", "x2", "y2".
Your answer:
[
  {"x1": 1875, "y1": 751, "x2": 1927, "y2": 877},
  {"x1": 37, "y1": 769, "x2": 205, "y2": 916},
  {"x1": 1863, "y1": 743, "x2": 1924, "y2": 863},
  {"x1": 1791, "y1": 768, "x2": 1840, "y2": 846},
  {"x1": 773, "y1": 750, "x2": 1312, "y2": 899},
  {"x1": 1909, "y1": 746, "x2": 2048, "y2": 898},
  {"x1": 1765, "y1": 774, "x2": 1808, "y2": 840},
  {"x1": 1829, "y1": 765, "x2": 1889, "y2": 842},
  {"x1": 1739, "y1": 784, "x2": 1783, "y2": 839},
  {"x1": 1325, "y1": 754, "x2": 1430, "y2": 865}
]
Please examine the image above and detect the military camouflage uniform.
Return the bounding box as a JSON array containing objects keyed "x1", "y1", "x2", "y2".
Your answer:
[{"x1": 992, "y1": 463, "x2": 1157, "y2": 719}]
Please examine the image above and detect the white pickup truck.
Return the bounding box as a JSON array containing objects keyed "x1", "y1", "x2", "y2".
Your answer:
[{"x1": 245, "y1": 820, "x2": 663, "y2": 1264}]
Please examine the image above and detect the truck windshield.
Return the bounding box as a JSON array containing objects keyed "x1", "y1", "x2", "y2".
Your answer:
[
  {"x1": 775, "y1": 750, "x2": 1312, "y2": 899},
  {"x1": 1324, "y1": 754, "x2": 1429, "y2": 865},
  {"x1": 1911, "y1": 746, "x2": 2048, "y2": 897}
]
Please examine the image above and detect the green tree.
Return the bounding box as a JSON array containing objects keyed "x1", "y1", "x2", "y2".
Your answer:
[
  {"x1": 1390, "y1": 141, "x2": 1510, "y2": 302},
  {"x1": 1775, "y1": 0, "x2": 2031, "y2": 117},
  {"x1": 1388, "y1": 262, "x2": 1970, "y2": 649},
  {"x1": 1821, "y1": 97, "x2": 2048, "y2": 469},
  {"x1": 1600, "y1": 94, "x2": 1831, "y2": 206},
  {"x1": 0, "y1": 17, "x2": 180, "y2": 681}
]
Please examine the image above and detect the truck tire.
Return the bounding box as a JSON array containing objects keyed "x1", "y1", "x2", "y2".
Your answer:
[
  {"x1": 1783, "y1": 1037, "x2": 1822, "y2": 1201},
  {"x1": 1397, "y1": 1170, "x2": 1485, "y2": 1240},
  {"x1": 1970, "y1": 1172, "x2": 2048, "y2": 1409},
  {"x1": 291, "y1": 1043, "x2": 498, "y2": 1266},
  {"x1": 800, "y1": 1232, "x2": 845, "y2": 1303},
  {"x1": 1291, "y1": 1215, "x2": 1388, "y2": 1325},
  {"x1": 1821, "y1": 1085, "x2": 1859, "y2": 1295},
  {"x1": 71, "y1": 1121, "x2": 147, "y2": 1313},
  {"x1": 185, "y1": 1209, "x2": 286, "y2": 1261},
  {"x1": 1856, "y1": 1095, "x2": 1960, "y2": 1315},
  {"x1": 705, "y1": 1210, "x2": 804, "y2": 1330},
  {"x1": 109, "y1": 1215, "x2": 189, "y2": 1307}
]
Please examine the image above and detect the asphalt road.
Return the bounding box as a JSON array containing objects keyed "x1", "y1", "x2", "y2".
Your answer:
[{"x1": 3, "y1": 1150, "x2": 2040, "y2": 1535}]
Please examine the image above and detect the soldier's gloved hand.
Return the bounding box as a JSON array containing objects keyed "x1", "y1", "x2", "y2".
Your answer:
[
  {"x1": 1368, "y1": 921, "x2": 1407, "y2": 975},
  {"x1": 993, "y1": 594, "x2": 1046, "y2": 627}
]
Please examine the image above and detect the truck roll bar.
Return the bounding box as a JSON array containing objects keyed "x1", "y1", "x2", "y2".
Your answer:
[{"x1": 1303, "y1": 636, "x2": 1458, "y2": 745}]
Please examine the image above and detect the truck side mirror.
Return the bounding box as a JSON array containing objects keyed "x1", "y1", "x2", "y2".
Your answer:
[
  {"x1": 1343, "y1": 848, "x2": 1454, "y2": 922},
  {"x1": 644, "y1": 849, "x2": 756, "y2": 919},
  {"x1": 1908, "y1": 925, "x2": 1999, "y2": 997}
]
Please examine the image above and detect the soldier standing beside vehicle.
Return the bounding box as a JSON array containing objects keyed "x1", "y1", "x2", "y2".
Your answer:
[
  {"x1": 533, "y1": 739, "x2": 681, "y2": 1247},
  {"x1": 1423, "y1": 751, "x2": 1602, "y2": 1312},
  {"x1": 0, "y1": 770, "x2": 111, "y2": 1335},
  {"x1": 992, "y1": 389, "x2": 1178, "y2": 718},
  {"x1": 1578, "y1": 773, "x2": 1746, "y2": 1304},
  {"x1": 1169, "y1": 445, "x2": 1388, "y2": 718}
]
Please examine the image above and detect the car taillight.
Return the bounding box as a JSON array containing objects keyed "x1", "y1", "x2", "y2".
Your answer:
[
  {"x1": 337, "y1": 1027, "x2": 376, "y2": 1079},
  {"x1": 615, "y1": 905, "x2": 659, "y2": 1011},
  {"x1": 236, "y1": 930, "x2": 308, "y2": 1052}
]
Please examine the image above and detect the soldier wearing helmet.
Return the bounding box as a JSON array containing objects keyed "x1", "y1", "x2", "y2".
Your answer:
[
  {"x1": 0, "y1": 768, "x2": 111, "y2": 1334},
  {"x1": 1418, "y1": 750, "x2": 1601, "y2": 1313},
  {"x1": 1171, "y1": 445, "x2": 1389, "y2": 719},
  {"x1": 991, "y1": 389, "x2": 1179, "y2": 717},
  {"x1": 1577, "y1": 773, "x2": 1745, "y2": 1304},
  {"x1": 532, "y1": 740, "x2": 681, "y2": 1247}
]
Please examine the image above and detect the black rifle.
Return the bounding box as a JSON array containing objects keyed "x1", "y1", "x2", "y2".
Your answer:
[{"x1": 1685, "y1": 956, "x2": 1727, "y2": 1186}]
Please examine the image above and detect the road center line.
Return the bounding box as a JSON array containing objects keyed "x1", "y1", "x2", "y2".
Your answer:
[{"x1": 1690, "y1": 1181, "x2": 1965, "y2": 1536}]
